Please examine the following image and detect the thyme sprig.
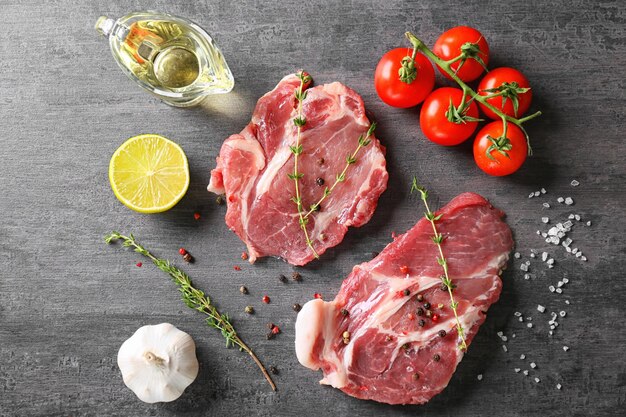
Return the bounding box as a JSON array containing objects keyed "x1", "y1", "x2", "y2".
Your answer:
[
  {"x1": 410, "y1": 180, "x2": 468, "y2": 351},
  {"x1": 404, "y1": 32, "x2": 541, "y2": 156},
  {"x1": 104, "y1": 232, "x2": 276, "y2": 391},
  {"x1": 289, "y1": 71, "x2": 318, "y2": 258},
  {"x1": 303, "y1": 122, "x2": 377, "y2": 219}
]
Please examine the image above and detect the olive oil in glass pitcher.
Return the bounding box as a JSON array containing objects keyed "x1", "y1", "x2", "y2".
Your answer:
[{"x1": 95, "y1": 11, "x2": 234, "y2": 107}]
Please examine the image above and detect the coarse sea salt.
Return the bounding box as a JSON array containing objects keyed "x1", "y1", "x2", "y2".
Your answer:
[
  {"x1": 556, "y1": 383, "x2": 562, "y2": 390},
  {"x1": 477, "y1": 374, "x2": 483, "y2": 381},
  {"x1": 565, "y1": 197, "x2": 574, "y2": 205},
  {"x1": 542, "y1": 217, "x2": 550, "y2": 223},
  {"x1": 557, "y1": 197, "x2": 565, "y2": 203},
  {"x1": 537, "y1": 305, "x2": 546, "y2": 313},
  {"x1": 541, "y1": 188, "x2": 547, "y2": 194},
  {"x1": 563, "y1": 346, "x2": 570, "y2": 352},
  {"x1": 543, "y1": 203, "x2": 550, "y2": 209},
  {"x1": 571, "y1": 180, "x2": 579, "y2": 187},
  {"x1": 530, "y1": 362, "x2": 537, "y2": 369}
]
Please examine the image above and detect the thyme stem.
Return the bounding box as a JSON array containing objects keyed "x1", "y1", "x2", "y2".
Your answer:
[
  {"x1": 303, "y1": 123, "x2": 376, "y2": 219},
  {"x1": 404, "y1": 32, "x2": 541, "y2": 155},
  {"x1": 290, "y1": 71, "x2": 318, "y2": 258},
  {"x1": 410, "y1": 181, "x2": 468, "y2": 351},
  {"x1": 104, "y1": 232, "x2": 276, "y2": 391}
]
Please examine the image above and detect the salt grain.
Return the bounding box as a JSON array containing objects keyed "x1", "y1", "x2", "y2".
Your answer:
[
  {"x1": 520, "y1": 354, "x2": 526, "y2": 360},
  {"x1": 527, "y1": 323, "x2": 533, "y2": 328},
  {"x1": 565, "y1": 300, "x2": 570, "y2": 305},
  {"x1": 515, "y1": 368, "x2": 521, "y2": 373},
  {"x1": 575, "y1": 214, "x2": 581, "y2": 221},
  {"x1": 523, "y1": 370, "x2": 529, "y2": 376},
  {"x1": 514, "y1": 311, "x2": 522, "y2": 317},
  {"x1": 556, "y1": 383, "x2": 562, "y2": 390},
  {"x1": 563, "y1": 346, "x2": 569, "y2": 352},
  {"x1": 556, "y1": 288, "x2": 563, "y2": 294},
  {"x1": 581, "y1": 256, "x2": 587, "y2": 261},
  {"x1": 530, "y1": 252, "x2": 536, "y2": 258},
  {"x1": 530, "y1": 362, "x2": 537, "y2": 369},
  {"x1": 502, "y1": 345, "x2": 508, "y2": 352},
  {"x1": 529, "y1": 193, "x2": 535, "y2": 198},
  {"x1": 543, "y1": 203, "x2": 551, "y2": 209},
  {"x1": 557, "y1": 197, "x2": 565, "y2": 203},
  {"x1": 542, "y1": 217, "x2": 550, "y2": 224},
  {"x1": 547, "y1": 258, "x2": 555, "y2": 265},
  {"x1": 524, "y1": 273, "x2": 531, "y2": 280},
  {"x1": 565, "y1": 197, "x2": 574, "y2": 205},
  {"x1": 477, "y1": 374, "x2": 483, "y2": 381},
  {"x1": 541, "y1": 188, "x2": 547, "y2": 194},
  {"x1": 549, "y1": 285, "x2": 555, "y2": 292},
  {"x1": 534, "y1": 191, "x2": 541, "y2": 197},
  {"x1": 586, "y1": 221, "x2": 592, "y2": 226},
  {"x1": 514, "y1": 252, "x2": 521, "y2": 259},
  {"x1": 535, "y1": 377, "x2": 541, "y2": 383},
  {"x1": 557, "y1": 281, "x2": 564, "y2": 288},
  {"x1": 542, "y1": 252, "x2": 549, "y2": 262},
  {"x1": 537, "y1": 305, "x2": 546, "y2": 313},
  {"x1": 559, "y1": 311, "x2": 567, "y2": 318},
  {"x1": 568, "y1": 214, "x2": 575, "y2": 220}
]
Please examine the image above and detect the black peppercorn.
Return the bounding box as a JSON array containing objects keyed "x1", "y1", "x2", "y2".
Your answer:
[
  {"x1": 269, "y1": 366, "x2": 279, "y2": 375},
  {"x1": 438, "y1": 330, "x2": 447, "y2": 338},
  {"x1": 317, "y1": 158, "x2": 325, "y2": 166},
  {"x1": 293, "y1": 303, "x2": 302, "y2": 312},
  {"x1": 423, "y1": 302, "x2": 431, "y2": 309},
  {"x1": 412, "y1": 373, "x2": 420, "y2": 381},
  {"x1": 418, "y1": 319, "x2": 425, "y2": 327},
  {"x1": 266, "y1": 332, "x2": 275, "y2": 340},
  {"x1": 340, "y1": 308, "x2": 349, "y2": 316},
  {"x1": 239, "y1": 285, "x2": 248, "y2": 294},
  {"x1": 216, "y1": 195, "x2": 225, "y2": 205},
  {"x1": 316, "y1": 177, "x2": 325, "y2": 186},
  {"x1": 416, "y1": 294, "x2": 424, "y2": 302},
  {"x1": 402, "y1": 343, "x2": 410, "y2": 350},
  {"x1": 244, "y1": 305, "x2": 254, "y2": 314},
  {"x1": 433, "y1": 353, "x2": 441, "y2": 362},
  {"x1": 403, "y1": 289, "x2": 410, "y2": 296},
  {"x1": 292, "y1": 272, "x2": 302, "y2": 281},
  {"x1": 279, "y1": 274, "x2": 288, "y2": 283},
  {"x1": 416, "y1": 307, "x2": 424, "y2": 316},
  {"x1": 182, "y1": 252, "x2": 193, "y2": 263}
]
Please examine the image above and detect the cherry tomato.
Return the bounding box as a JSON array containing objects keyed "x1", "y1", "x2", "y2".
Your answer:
[
  {"x1": 420, "y1": 87, "x2": 480, "y2": 146},
  {"x1": 433, "y1": 26, "x2": 489, "y2": 82},
  {"x1": 473, "y1": 121, "x2": 528, "y2": 176},
  {"x1": 374, "y1": 48, "x2": 435, "y2": 108},
  {"x1": 478, "y1": 67, "x2": 532, "y2": 119}
]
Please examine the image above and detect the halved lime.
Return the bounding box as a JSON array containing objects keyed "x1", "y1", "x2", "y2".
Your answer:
[{"x1": 109, "y1": 134, "x2": 190, "y2": 213}]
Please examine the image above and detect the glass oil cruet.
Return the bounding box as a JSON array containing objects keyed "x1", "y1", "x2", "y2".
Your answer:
[{"x1": 95, "y1": 11, "x2": 234, "y2": 107}]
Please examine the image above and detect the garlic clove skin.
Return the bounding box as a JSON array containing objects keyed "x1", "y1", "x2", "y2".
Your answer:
[{"x1": 117, "y1": 323, "x2": 199, "y2": 403}]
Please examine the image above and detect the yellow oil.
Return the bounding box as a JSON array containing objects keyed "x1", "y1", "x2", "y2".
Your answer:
[{"x1": 119, "y1": 20, "x2": 204, "y2": 90}]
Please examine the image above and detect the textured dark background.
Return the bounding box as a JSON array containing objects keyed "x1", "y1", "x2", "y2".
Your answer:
[{"x1": 1, "y1": 0, "x2": 625, "y2": 416}]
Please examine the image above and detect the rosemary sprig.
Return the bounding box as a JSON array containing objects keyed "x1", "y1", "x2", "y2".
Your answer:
[
  {"x1": 104, "y1": 231, "x2": 276, "y2": 391},
  {"x1": 404, "y1": 32, "x2": 541, "y2": 156},
  {"x1": 303, "y1": 122, "x2": 377, "y2": 219},
  {"x1": 410, "y1": 180, "x2": 468, "y2": 351},
  {"x1": 289, "y1": 71, "x2": 318, "y2": 258}
]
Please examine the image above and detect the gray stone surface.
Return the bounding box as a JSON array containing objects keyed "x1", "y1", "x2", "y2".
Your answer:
[{"x1": 1, "y1": 0, "x2": 625, "y2": 416}]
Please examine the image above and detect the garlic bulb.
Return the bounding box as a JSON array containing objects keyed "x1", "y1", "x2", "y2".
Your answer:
[{"x1": 117, "y1": 323, "x2": 199, "y2": 403}]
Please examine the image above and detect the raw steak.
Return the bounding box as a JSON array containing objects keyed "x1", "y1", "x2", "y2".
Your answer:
[
  {"x1": 208, "y1": 73, "x2": 388, "y2": 266},
  {"x1": 295, "y1": 193, "x2": 513, "y2": 404}
]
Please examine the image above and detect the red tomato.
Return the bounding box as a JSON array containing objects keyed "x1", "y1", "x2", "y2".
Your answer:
[
  {"x1": 433, "y1": 26, "x2": 489, "y2": 82},
  {"x1": 473, "y1": 121, "x2": 528, "y2": 176},
  {"x1": 420, "y1": 87, "x2": 480, "y2": 146},
  {"x1": 478, "y1": 67, "x2": 532, "y2": 119},
  {"x1": 374, "y1": 48, "x2": 435, "y2": 108}
]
